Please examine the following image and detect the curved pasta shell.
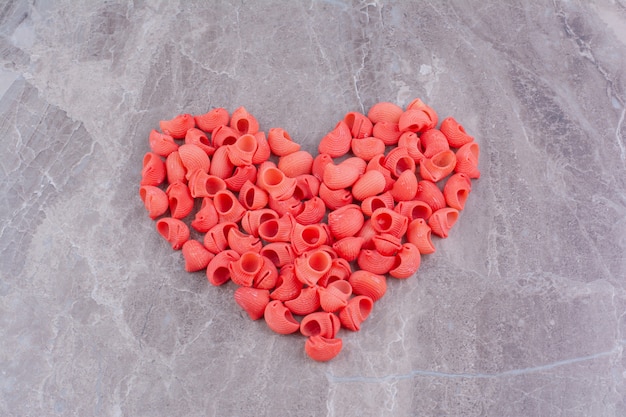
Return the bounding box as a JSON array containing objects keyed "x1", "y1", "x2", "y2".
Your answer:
[
  {"x1": 443, "y1": 173, "x2": 472, "y2": 210},
  {"x1": 394, "y1": 200, "x2": 432, "y2": 222},
  {"x1": 224, "y1": 164, "x2": 257, "y2": 192},
  {"x1": 165, "y1": 151, "x2": 186, "y2": 184},
  {"x1": 260, "y1": 242, "x2": 295, "y2": 268},
  {"x1": 351, "y1": 137, "x2": 386, "y2": 161},
  {"x1": 406, "y1": 98, "x2": 438, "y2": 129},
  {"x1": 139, "y1": 185, "x2": 169, "y2": 219},
  {"x1": 241, "y1": 208, "x2": 278, "y2": 237},
  {"x1": 389, "y1": 243, "x2": 421, "y2": 279},
  {"x1": 370, "y1": 208, "x2": 409, "y2": 238},
  {"x1": 229, "y1": 251, "x2": 264, "y2": 287},
  {"x1": 141, "y1": 152, "x2": 166, "y2": 186},
  {"x1": 372, "y1": 233, "x2": 403, "y2": 256},
  {"x1": 159, "y1": 113, "x2": 194, "y2": 139},
  {"x1": 264, "y1": 300, "x2": 301, "y2": 335},
  {"x1": 213, "y1": 190, "x2": 246, "y2": 223},
  {"x1": 428, "y1": 207, "x2": 459, "y2": 238},
  {"x1": 149, "y1": 130, "x2": 178, "y2": 157},
  {"x1": 253, "y1": 256, "x2": 279, "y2": 290},
  {"x1": 454, "y1": 142, "x2": 481, "y2": 179},
  {"x1": 344, "y1": 111, "x2": 373, "y2": 139},
  {"x1": 318, "y1": 120, "x2": 352, "y2": 157},
  {"x1": 291, "y1": 223, "x2": 327, "y2": 255},
  {"x1": 270, "y1": 265, "x2": 303, "y2": 302},
  {"x1": 332, "y1": 236, "x2": 365, "y2": 262},
  {"x1": 367, "y1": 101, "x2": 403, "y2": 124},
  {"x1": 184, "y1": 128, "x2": 215, "y2": 156},
  {"x1": 406, "y1": 218, "x2": 436, "y2": 255},
  {"x1": 318, "y1": 258, "x2": 352, "y2": 287},
  {"x1": 294, "y1": 250, "x2": 333, "y2": 286},
  {"x1": 398, "y1": 109, "x2": 432, "y2": 133},
  {"x1": 338, "y1": 295, "x2": 374, "y2": 331},
  {"x1": 278, "y1": 150, "x2": 314, "y2": 178},
  {"x1": 319, "y1": 279, "x2": 352, "y2": 312},
  {"x1": 390, "y1": 170, "x2": 418, "y2": 202},
  {"x1": 252, "y1": 131, "x2": 271, "y2": 164},
  {"x1": 372, "y1": 121, "x2": 401, "y2": 145},
  {"x1": 357, "y1": 249, "x2": 396, "y2": 275},
  {"x1": 420, "y1": 150, "x2": 457, "y2": 183},
  {"x1": 258, "y1": 213, "x2": 295, "y2": 243},
  {"x1": 319, "y1": 183, "x2": 353, "y2": 210},
  {"x1": 203, "y1": 222, "x2": 238, "y2": 253},
  {"x1": 268, "y1": 127, "x2": 301, "y2": 156},
  {"x1": 342, "y1": 157, "x2": 367, "y2": 174},
  {"x1": 268, "y1": 194, "x2": 304, "y2": 217},
  {"x1": 156, "y1": 217, "x2": 190, "y2": 250},
  {"x1": 440, "y1": 116, "x2": 474, "y2": 148},
  {"x1": 166, "y1": 181, "x2": 194, "y2": 219},
  {"x1": 301, "y1": 312, "x2": 341, "y2": 338},
  {"x1": 323, "y1": 161, "x2": 361, "y2": 190},
  {"x1": 194, "y1": 107, "x2": 229, "y2": 133},
  {"x1": 356, "y1": 219, "x2": 377, "y2": 250},
  {"x1": 230, "y1": 106, "x2": 259, "y2": 135},
  {"x1": 351, "y1": 171, "x2": 386, "y2": 202},
  {"x1": 187, "y1": 169, "x2": 227, "y2": 198},
  {"x1": 348, "y1": 270, "x2": 387, "y2": 301},
  {"x1": 227, "y1": 133, "x2": 258, "y2": 166},
  {"x1": 398, "y1": 131, "x2": 425, "y2": 163},
  {"x1": 178, "y1": 144, "x2": 211, "y2": 179},
  {"x1": 191, "y1": 197, "x2": 219, "y2": 233},
  {"x1": 206, "y1": 250, "x2": 240, "y2": 286},
  {"x1": 304, "y1": 335, "x2": 342, "y2": 362},
  {"x1": 415, "y1": 180, "x2": 446, "y2": 212},
  {"x1": 234, "y1": 287, "x2": 270, "y2": 321},
  {"x1": 311, "y1": 153, "x2": 334, "y2": 181},
  {"x1": 294, "y1": 175, "x2": 320, "y2": 200},
  {"x1": 257, "y1": 166, "x2": 297, "y2": 201},
  {"x1": 360, "y1": 191, "x2": 394, "y2": 217},
  {"x1": 366, "y1": 154, "x2": 395, "y2": 191},
  {"x1": 328, "y1": 204, "x2": 364, "y2": 240},
  {"x1": 239, "y1": 180, "x2": 268, "y2": 210},
  {"x1": 227, "y1": 228, "x2": 262, "y2": 255},
  {"x1": 420, "y1": 129, "x2": 450, "y2": 158},
  {"x1": 295, "y1": 197, "x2": 326, "y2": 225},
  {"x1": 182, "y1": 239, "x2": 214, "y2": 272},
  {"x1": 284, "y1": 286, "x2": 321, "y2": 316},
  {"x1": 384, "y1": 146, "x2": 415, "y2": 178},
  {"x1": 211, "y1": 124, "x2": 239, "y2": 148}
]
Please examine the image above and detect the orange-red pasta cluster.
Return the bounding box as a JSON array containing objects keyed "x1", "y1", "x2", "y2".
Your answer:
[{"x1": 139, "y1": 101, "x2": 480, "y2": 361}]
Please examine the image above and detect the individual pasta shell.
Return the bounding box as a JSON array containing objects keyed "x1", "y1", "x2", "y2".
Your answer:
[
  {"x1": 284, "y1": 287, "x2": 321, "y2": 316},
  {"x1": 443, "y1": 173, "x2": 472, "y2": 210},
  {"x1": 415, "y1": 180, "x2": 446, "y2": 212},
  {"x1": 406, "y1": 98, "x2": 438, "y2": 129},
  {"x1": 323, "y1": 161, "x2": 361, "y2": 190},
  {"x1": 304, "y1": 335, "x2": 342, "y2": 362},
  {"x1": 420, "y1": 129, "x2": 450, "y2": 158},
  {"x1": 370, "y1": 208, "x2": 409, "y2": 238},
  {"x1": 141, "y1": 152, "x2": 166, "y2": 186},
  {"x1": 384, "y1": 146, "x2": 415, "y2": 178},
  {"x1": 159, "y1": 114, "x2": 194, "y2": 139},
  {"x1": 139, "y1": 185, "x2": 169, "y2": 219},
  {"x1": 268, "y1": 127, "x2": 301, "y2": 156},
  {"x1": 372, "y1": 233, "x2": 403, "y2": 256},
  {"x1": 319, "y1": 280, "x2": 353, "y2": 313},
  {"x1": 239, "y1": 180, "x2": 269, "y2": 210},
  {"x1": 241, "y1": 209, "x2": 279, "y2": 237},
  {"x1": 211, "y1": 125, "x2": 239, "y2": 148},
  {"x1": 420, "y1": 150, "x2": 457, "y2": 183},
  {"x1": 278, "y1": 151, "x2": 314, "y2": 178},
  {"x1": 268, "y1": 194, "x2": 304, "y2": 218},
  {"x1": 366, "y1": 154, "x2": 395, "y2": 191},
  {"x1": 328, "y1": 204, "x2": 364, "y2": 240},
  {"x1": 367, "y1": 101, "x2": 403, "y2": 124},
  {"x1": 165, "y1": 151, "x2": 187, "y2": 184},
  {"x1": 351, "y1": 170, "x2": 386, "y2": 202},
  {"x1": 344, "y1": 111, "x2": 373, "y2": 139},
  {"x1": 270, "y1": 265, "x2": 303, "y2": 302},
  {"x1": 394, "y1": 200, "x2": 432, "y2": 222},
  {"x1": 372, "y1": 121, "x2": 402, "y2": 145},
  {"x1": 234, "y1": 287, "x2": 270, "y2": 321},
  {"x1": 184, "y1": 128, "x2": 215, "y2": 156},
  {"x1": 398, "y1": 109, "x2": 432, "y2": 133},
  {"x1": 338, "y1": 295, "x2": 374, "y2": 331},
  {"x1": 295, "y1": 197, "x2": 326, "y2": 225},
  {"x1": 348, "y1": 270, "x2": 387, "y2": 301},
  {"x1": 260, "y1": 242, "x2": 295, "y2": 268},
  {"x1": 149, "y1": 130, "x2": 178, "y2": 157},
  {"x1": 294, "y1": 175, "x2": 320, "y2": 200},
  {"x1": 406, "y1": 218, "x2": 436, "y2": 255},
  {"x1": 230, "y1": 106, "x2": 259, "y2": 135},
  {"x1": 194, "y1": 107, "x2": 229, "y2": 133},
  {"x1": 191, "y1": 197, "x2": 219, "y2": 233},
  {"x1": 428, "y1": 207, "x2": 459, "y2": 238},
  {"x1": 182, "y1": 239, "x2": 214, "y2": 272},
  {"x1": 156, "y1": 217, "x2": 189, "y2": 250},
  {"x1": 389, "y1": 243, "x2": 421, "y2": 279},
  {"x1": 454, "y1": 142, "x2": 481, "y2": 179},
  {"x1": 203, "y1": 222, "x2": 238, "y2": 254},
  {"x1": 318, "y1": 257, "x2": 352, "y2": 287},
  {"x1": 351, "y1": 137, "x2": 386, "y2": 161},
  {"x1": 187, "y1": 169, "x2": 227, "y2": 198},
  {"x1": 390, "y1": 170, "x2": 418, "y2": 202},
  {"x1": 311, "y1": 153, "x2": 334, "y2": 181},
  {"x1": 253, "y1": 256, "x2": 279, "y2": 290},
  {"x1": 213, "y1": 190, "x2": 246, "y2": 223},
  {"x1": 166, "y1": 181, "x2": 194, "y2": 219},
  {"x1": 229, "y1": 251, "x2": 264, "y2": 287},
  {"x1": 357, "y1": 249, "x2": 396, "y2": 275},
  {"x1": 257, "y1": 166, "x2": 297, "y2": 201},
  {"x1": 398, "y1": 131, "x2": 425, "y2": 163},
  {"x1": 252, "y1": 131, "x2": 271, "y2": 164},
  {"x1": 300, "y1": 312, "x2": 341, "y2": 338},
  {"x1": 227, "y1": 133, "x2": 258, "y2": 166},
  {"x1": 224, "y1": 164, "x2": 257, "y2": 192},
  {"x1": 440, "y1": 116, "x2": 474, "y2": 148},
  {"x1": 332, "y1": 236, "x2": 365, "y2": 262},
  {"x1": 319, "y1": 184, "x2": 353, "y2": 210},
  {"x1": 360, "y1": 191, "x2": 394, "y2": 217},
  {"x1": 291, "y1": 223, "x2": 328, "y2": 255},
  {"x1": 227, "y1": 228, "x2": 262, "y2": 255},
  {"x1": 318, "y1": 121, "x2": 352, "y2": 157},
  {"x1": 258, "y1": 213, "x2": 295, "y2": 243},
  {"x1": 294, "y1": 250, "x2": 333, "y2": 286},
  {"x1": 178, "y1": 144, "x2": 211, "y2": 179},
  {"x1": 264, "y1": 300, "x2": 301, "y2": 335},
  {"x1": 206, "y1": 250, "x2": 240, "y2": 286}
]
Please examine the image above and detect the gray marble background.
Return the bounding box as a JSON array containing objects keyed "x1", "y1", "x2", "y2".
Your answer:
[{"x1": 1, "y1": 1, "x2": 625, "y2": 416}]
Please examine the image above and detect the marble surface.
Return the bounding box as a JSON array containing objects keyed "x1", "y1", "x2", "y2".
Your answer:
[{"x1": 1, "y1": 0, "x2": 625, "y2": 416}]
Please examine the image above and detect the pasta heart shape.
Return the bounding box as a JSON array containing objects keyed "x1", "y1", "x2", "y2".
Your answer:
[{"x1": 139, "y1": 101, "x2": 480, "y2": 362}]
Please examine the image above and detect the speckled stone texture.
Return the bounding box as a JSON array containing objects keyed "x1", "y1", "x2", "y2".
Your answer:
[{"x1": 1, "y1": 1, "x2": 625, "y2": 416}]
